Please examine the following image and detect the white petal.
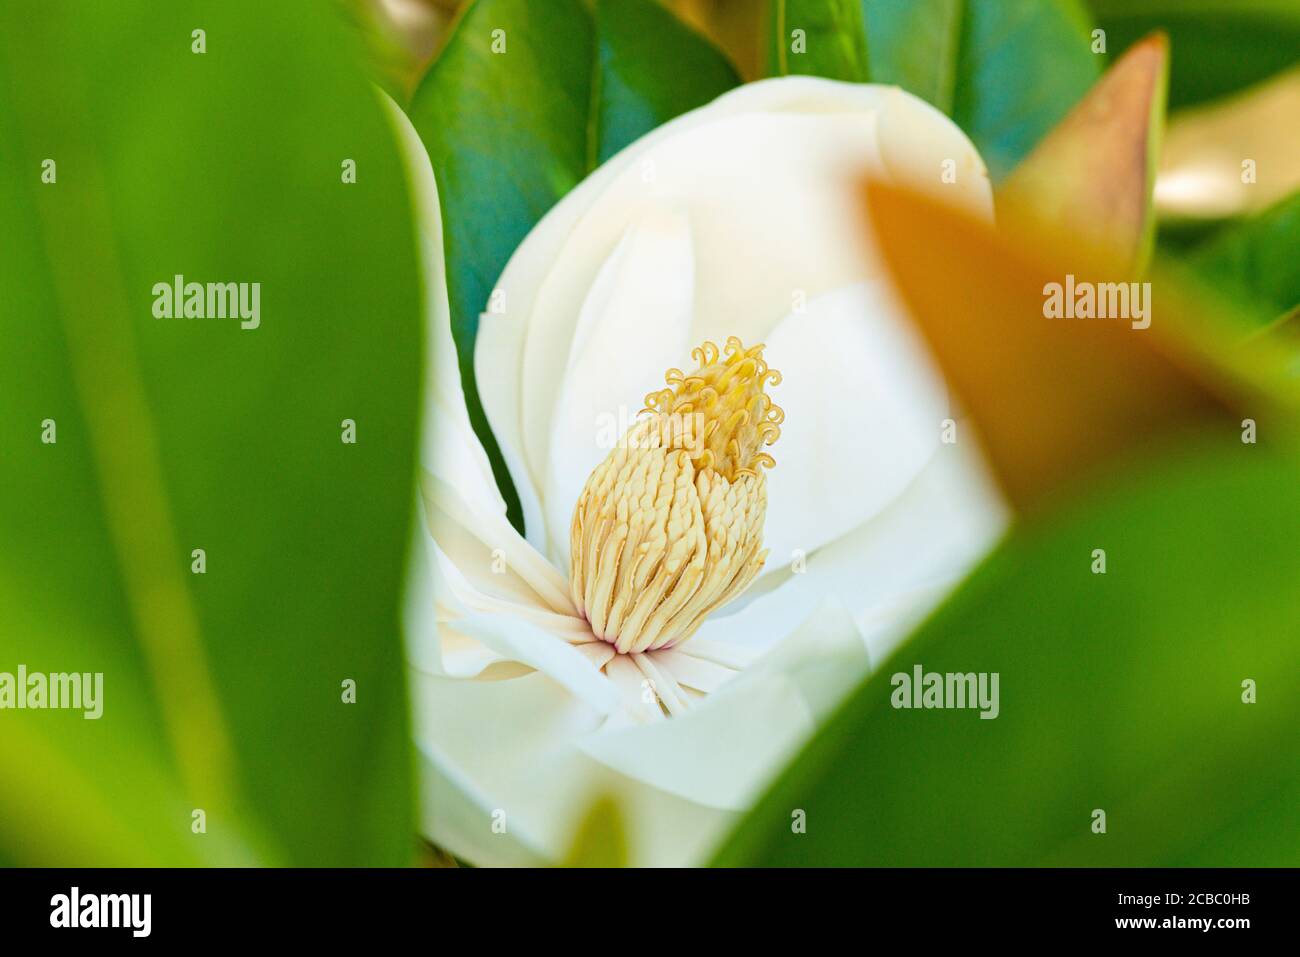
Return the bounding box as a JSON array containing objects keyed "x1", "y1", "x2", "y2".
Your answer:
[
  {"x1": 541, "y1": 209, "x2": 696, "y2": 567},
  {"x1": 604, "y1": 653, "x2": 667, "y2": 725},
  {"x1": 405, "y1": 530, "x2": 506, "y2": 679},
  {"x1": 577, "y1": 599, "x2": 868, "y2": 810},
  {"x1": 690, "y1": 575, "x2": 827, "y2": 653},
  {"x1": 410, "y1": 668, "x2": 734, "y2": 865},
  {"x1": 632, "y1": 653, "x2": 692, "y2": 717},
  {"x1": 415, "y1": 737, "x2": 549, "y2": 867},
  {"x1": 408, "y1": 523, "x2": 593, "y2": 682},
  {"x1": 572, "y1": 641, "x2": 616, "y2": 672},
  {"x1": 782, "y1": 427, "x2": 1009, "y2": 666},
  {"x1": 579, "y1": 673, "x2": 810, "y2": 811},
  {"x1": 450, "y1": 614, "x2": 619, "y2": 714},
  {"x1": 648, "y1": 649, "x2": 741, "y2": 694},
  {"x1": 410, "y1": 669, "x2": 601, "y2": 865},
  {"x1": 429, "y1": 533, "x2": 588, "y2": 642},
  {"x1": 759, "y1": 280, "x2": 950, "y2": 571},
  {"x1": 875, "y1": 85, "x2": 994, "y2": 221},
  {"x1": 381, "y1": 90, "x2": 507, "y2": 523},
  {"x1": 736, "y1": 599, "x2": 871, "y2": 723},
  {"x1": 476, "y1": 312, "x2": 549, "y2": 554},
  {"x1": 420, "y1": 470, "x2": 576, "y2": 616},
  {"x1": 513, "y1": 111, "x2": 881, "y2": 537}
]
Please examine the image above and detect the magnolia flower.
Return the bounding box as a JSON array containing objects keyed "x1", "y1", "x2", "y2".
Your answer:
[{"x1": 390, "y1": 77, "x2": 1008, "y2": 867}]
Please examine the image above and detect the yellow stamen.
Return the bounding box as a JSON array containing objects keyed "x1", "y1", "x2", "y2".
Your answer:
[
  {"x1": 643, "y1": 337, "x2": 782, "y2": 481},
  {"x1": 569, "y1": 338, "x2": 782, "y2": 655}
]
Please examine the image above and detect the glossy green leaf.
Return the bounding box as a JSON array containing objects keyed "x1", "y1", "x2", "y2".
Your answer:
[
  {"x1": 767, "y1": 0, "x2": 870, "y2": 81},
  {"x1": 1187, "y1": 191, "x2": 1300, "y2": 321},
  {"x1": 1087, "y1": 0, "x2": 1300, "y2": 110},
  {"x1": 713, "y1": 440, "x2": 1300, "y2": 866},
  {"x1": 947, "y1": 0, "x2": 1101, "y2": 180},
  {"x1": 596, "y1": 0, "x2": 741, "y2": 165},
  {"x1": 0, "y1": 0, "x2": 420, "y2": 865},
  {"x1": 408, "y1": 0, "x2": 739, "y2": 531}
]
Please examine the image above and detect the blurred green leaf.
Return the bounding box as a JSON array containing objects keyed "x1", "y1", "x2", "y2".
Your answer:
[
  {"x1": 1087, "y1": 0, "x2": 1300, "y2": 110},
  {"x1": 1257, "y1": 310, "x2": 1300, "y2": 391},
  {"x1": 860, "y1": 0, "x2": 960, "y2": 107},
  {"x1": 1187, "y1": 191, "x2": 1300, "y2": 322},
  {"x1": 408, "y1": 0, "x2": 739, "y2": 532},
  {"x1": 661, "y1": 0, "x2": 768, "y2": 79},
  {"x1": 766, "y1": 0, "x2": 1101, "y2": 181},
  {"x1": 712, "y1": 439, "x2": 1300, "y2": 865},
  {"x1": 767, "y1": 0, "x2": 870, "y2": 81},
  {"x1": 0, "y1": 0, "x2": 420, "y2": 865}
]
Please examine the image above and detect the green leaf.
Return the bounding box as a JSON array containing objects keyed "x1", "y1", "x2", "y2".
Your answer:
[
  {"x1": 0, "y1": 0, "x2": 420, "y2": 865},
  {"x1": 767, "y1": 0, "x2": 870, "y2": 81},
  {"x1": 946, "y1": 0, "x2": 1101, "y2": 181},
  {"x1": 1187, "y1": 191, "x2": 1300, "y2": 322},
  {"x1": 712, "y1": 439, "x2": 1300, "y2": 866},
  {"x1": 860, "y1": 0, "x2": 961, "y2": 108},
  {"x1": 408, "y1": 0, "x2": 739, "y2": 532},
  {"x1": 596, "y1": 0, "x2": 742, "y2": 165},
  {"x1": 764, "y1": 0, "x2": 1101, "y2": 182},
  {"x1": 1087, "y1": 0, "x2": 1300, "y2": 110}
]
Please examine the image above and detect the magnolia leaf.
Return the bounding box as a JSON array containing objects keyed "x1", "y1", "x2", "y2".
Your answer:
[
  {"x1": 1187, "y1": 191, "x2": 1300, "y2": 321},
  {"x1": 1087, "y1": 0, "x2": 1300, "y2": 110},
  {"x1": 999, "y1": 32, "x2": 1168, "y2": 272},
  {"x1": 944, "y1": 0, "x2": 1100, "y2": 180},
  {"x1": 0, "y1": 0, "x2": 420, "y2": 865},
  {"x1": 1257, "y1": 309, "x2": 1300, "y2": 391},
  {"x1": 662, "y1": 0, "x2": 766, "y2": 79},
  {"x1": 859, "y1": 181, "x2": 1299, "y2": 512},
  {"x1": 595, "y1": 0, "x2": 742, "y2": 165},
  {"x1": 767, "y1": 0, "x2": 870, "y2": 81},
  {"x1": 859, "y1": 0, "x2": 961, "y2": 109}
]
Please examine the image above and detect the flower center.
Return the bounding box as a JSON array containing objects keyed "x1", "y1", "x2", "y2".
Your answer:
[{"x1": 569, "y1": 338, "x2": 782, "y2": 655}]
